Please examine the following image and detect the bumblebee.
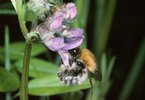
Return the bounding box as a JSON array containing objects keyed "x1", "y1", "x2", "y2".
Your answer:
[
  {"x1": 69, "y1": 48, "x2": 102, "y2": 81},
  {"x1": 57, "y1": 47, "x2": 101, "y2": 85}
]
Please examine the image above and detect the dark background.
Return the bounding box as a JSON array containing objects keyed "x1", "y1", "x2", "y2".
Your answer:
[{"x1": 0, "y1": 0, "x2": 145, "y2": 100}]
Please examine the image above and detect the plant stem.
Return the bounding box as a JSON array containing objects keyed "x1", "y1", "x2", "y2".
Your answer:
[
  {"x1": 20, "y1": 41, "x2": 32, "y2": 100},
  {"x1": 15, "y1": 0, "x2": 28, "y2": 38},
  {"x1": 5, "y1": 26, "x2": 11, "y2": 100}
]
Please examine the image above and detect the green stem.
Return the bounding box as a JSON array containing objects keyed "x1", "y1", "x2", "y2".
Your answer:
[
  {"x1": 20, "y1": 41, "x2": 32, "y2": 100},
  {"x1": 5, "y1": 26, "x2": 11, "y2": 100},
  {"x1": 15, "y1": 0, "x2": 28, "y2": 38}
]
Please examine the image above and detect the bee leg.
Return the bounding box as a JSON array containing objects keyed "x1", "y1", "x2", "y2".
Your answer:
[
  {"x1": 92, "y1": 69, "x2": 102, "y2": 81},
  {"x1": 87, "y1": 70, "x2": 93, "y2": 99}
]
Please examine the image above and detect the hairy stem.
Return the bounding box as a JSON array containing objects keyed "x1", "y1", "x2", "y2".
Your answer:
[{"x1": 20, "y1": 41, "x2": 32, "y2": 100}]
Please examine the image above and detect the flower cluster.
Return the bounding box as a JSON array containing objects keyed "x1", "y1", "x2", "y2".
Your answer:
[{"x1": 36, "y1": 3, "x2": 85, "y2": 85}]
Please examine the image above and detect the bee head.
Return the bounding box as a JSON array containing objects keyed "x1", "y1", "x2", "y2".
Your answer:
[{"x1": 68, "y1": 47, "x2": 81, "y2": 57}]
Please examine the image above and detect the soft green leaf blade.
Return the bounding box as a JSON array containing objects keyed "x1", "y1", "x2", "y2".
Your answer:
[
  {"x1": 32, "y1": 44, "x2": 47, "y2": 56},
  {"x1": 5, "y1": 26, "x2": 11, "y2": 70},
  {"x1": 0, "y1": 67, "x2": 20, "y2": 92},
  {"x1": 25, "y1": 10, "x2": 37, "y2": 22},
  {"x1": 5, "y1": 26, "x2": 11, "y2": 99},
  {"x1": 0, "y1": 9, "x2": 16, "y2": 15},
  {"x1": 107, "y1": 56, "x2": 116, "y2": 79},
  {"x1": 93, "y1": 0, "x2": 117, "y2": 58},
  {"x1": 28, "y1": 75, "x2": 90, "y2": 96},
  {"x1": 98, "y1": 0, "x2": 117, "y2": 57},
  {"x1": 101, "y1": 53, "x2": 107, "y2": 82},
  {"x1": 14, "y1": 58, "x2": 58, "y2": 77},
  {"x1": 93, "y1": 0, "x2": 106, "y2": 57},
  {"x1": 7, "y1": 42, "x2": 47, "y2": 60}
]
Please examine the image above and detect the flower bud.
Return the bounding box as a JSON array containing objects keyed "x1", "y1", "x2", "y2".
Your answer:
[
  {"x1": 54, "y1": 3, "x2": 77, "y2": 20},
  {"x1": 65, "y1": 3, "x2": 77, "y2": 19}
]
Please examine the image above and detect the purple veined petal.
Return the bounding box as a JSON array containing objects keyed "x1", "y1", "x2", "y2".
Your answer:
[
  {"x1": 49, "y1": 15, "x2": 64, "y2": 30},
  {"x1": 58, "y1": 50, "x2": 70, "y2": 67},
  {"x1": 60, "y1": 28, "x2": 84, "y2": 50},
  {"x1": 71, "y1": 28, "x2": 83, "y2": 37},
  {"x1": 62, "y1": 37, "x2": 83, "y2": 50},
  {"x1": 62, "y1": 28, "x2": 83, "y2": 38},
  {"x1": 43, "y1": 37, "x2": 65, "y2": 51}
]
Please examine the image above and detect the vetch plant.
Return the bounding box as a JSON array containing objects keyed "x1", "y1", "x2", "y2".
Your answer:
[
  {"x1": 10, "y1": 0, "x2": 87, "y2": 100},
  {"x1": 0, "y1": 0, "x2": 120, "y2": 100}
]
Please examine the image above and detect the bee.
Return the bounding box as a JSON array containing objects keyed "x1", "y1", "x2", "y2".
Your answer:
[
  {"x1": 57, "y1": 47, "x2": 102, "y2": 86},
  {"x1": 69, "y1": 48, "x2": 102, "y2": 80}
]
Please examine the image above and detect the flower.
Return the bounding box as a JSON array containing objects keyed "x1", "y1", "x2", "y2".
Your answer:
[
  {"x1": 36, "y1": 3, "x2": 83, "y2": 67},
  {"x1": 37, "y1": 24, "x2": 84, "y2": 52}
]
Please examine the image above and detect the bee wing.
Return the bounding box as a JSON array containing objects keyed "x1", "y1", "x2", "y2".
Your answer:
[{"x1": 91, "y1": 69, "x2": 102, "y2": 81}]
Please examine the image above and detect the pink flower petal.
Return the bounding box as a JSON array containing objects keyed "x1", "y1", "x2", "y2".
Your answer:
[{"x1": 49, "y1": 15, "x2": 64, "y2": 30}]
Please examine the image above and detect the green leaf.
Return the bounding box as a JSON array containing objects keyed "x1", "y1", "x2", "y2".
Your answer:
[
  {"x1": 0, "y1": 9, "x2": 16, "y2": 15},
  {"x1": 0, "y1": 67, "x2": 20, "y2": 92},
  {"x1": 5, "y1": 26, "x2": 11, "y2": 70},
  {"x1": 7, "y1": 42, "x2": 46, "y2": 60},
  {"x1": 28, "y1": 75, "x2": 90, "y2": 96},
  {"x1": 14, "y1": 58, "x2": 58, "y2": 77},
  {"x1": 32, "y1": 43, "x2": 47, "y2": 56},
  {"x1": 25, "y1": 10, "x2": 37, "y2": 22},
  {"x1": 107, "y1": 56, "x2": 116, "y2": 79},
  {"x1": 101, "y1": 53, "x2": 107, "y2": 82}
]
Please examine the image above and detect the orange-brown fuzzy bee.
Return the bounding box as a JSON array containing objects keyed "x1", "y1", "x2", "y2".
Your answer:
[
  {"x1": 69, "y1": 48, "x2": 102, "y2": 81},
  {"x1": 57, "y1": 47, "x2": 101, "y2": 86}
]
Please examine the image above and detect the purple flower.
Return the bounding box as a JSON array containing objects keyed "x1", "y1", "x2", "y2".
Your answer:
[
  {"x1": 42, "y1": 28, "x2": 84, "y2": 52},
  {"x1": 37, "y1": 3, "x2": 83, "y2": 68}
]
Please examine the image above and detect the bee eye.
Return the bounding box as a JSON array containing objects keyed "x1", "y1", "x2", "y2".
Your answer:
[{"x1": 68, "y1": 47, "x2": 80, "y2": 57}]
